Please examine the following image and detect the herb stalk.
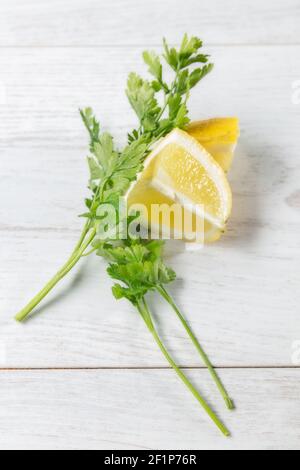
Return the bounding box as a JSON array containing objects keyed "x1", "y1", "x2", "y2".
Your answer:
[
  {"x1": 15, "y1": 227, "x2": 96, "y2": 322},
  {"x1": 138, "y1": 298, "x2": 230, "y2": 437},
  {"x1": 157, "y1": 285, "x2": 234, "y2": 410}
]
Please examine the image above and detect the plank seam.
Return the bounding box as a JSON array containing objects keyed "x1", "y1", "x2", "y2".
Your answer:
[
  {"x1": 0, "y1": 44, "x2": 299, "y2": 49},
  {"x1": 0, "y1": 366, "x2": 299, "y2": 371}
]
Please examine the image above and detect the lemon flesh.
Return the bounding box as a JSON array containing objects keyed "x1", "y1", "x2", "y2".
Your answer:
[
  {"x1": 126, "y1": 128, "x2": 232, "y2": 243},
  {"x1": 187, "y1": 117, "x2": 239, "y2": 172},
  {"x1": 128, "y1": 183, "x2": 221, "y2": 243}
]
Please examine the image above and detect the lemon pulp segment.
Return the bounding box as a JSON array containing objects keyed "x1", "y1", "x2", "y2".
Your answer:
[{"x1": 151, "y1": 143, "x2": 224, "y2": 223}]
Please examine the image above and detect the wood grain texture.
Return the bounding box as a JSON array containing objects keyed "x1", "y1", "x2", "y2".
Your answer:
[
  {"x1": 0, "y1": 0, "x2": 299, "y2": 46},
  {"x1": 0, "y1": 45, "x2": 299, "y2": 368},
  {"x1": 1, "y1": 45, "x2": 300, "y2": 151},
  {"x1": 0, "y1": 368, "x2": 299, "y2": 450},
  {"x1": 0, "y1": 229, "x2": 299, "y2": 368},
  {"x1": 0, "y1": 46, "x2": 299, "y2": 226},
  {"x1": 0, "y1": 0, "x2": 300, "y2": 450}
]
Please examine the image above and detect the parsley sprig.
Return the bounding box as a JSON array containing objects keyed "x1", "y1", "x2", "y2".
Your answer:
[
  {"x1": 105, "y1": 239, "x2": 234, "y2": 425},
  {"x1": 15, "y1": 36, "x2": 233, "y2": 436},
  {"x1": 127, "y1": 35, "x2": 213, "y2": 142}
]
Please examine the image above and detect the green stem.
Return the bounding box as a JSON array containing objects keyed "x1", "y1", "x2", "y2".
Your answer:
[
  {"x1": 15, "y1": 228, "x2": 97, "y2": 322},
  {"x1": 70, "y1": 220, "x2": 92, "y2": 256},
  {"x1": 157, "y1": 285, "x2": 234, "y2": 410},
  {"x1": 82, "y1": 247, "x2": 98, "y2": 257},
  {"x1": 138, "y1": 299, "x2": 230, "y2": 437}
]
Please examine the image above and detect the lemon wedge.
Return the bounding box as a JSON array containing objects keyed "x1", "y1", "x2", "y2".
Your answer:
[
  {"x1": 126, "y1": 128, "x2": 232, "y2": 243},
  {"x1": 187, "y1": 117, "x2": 239, "y2": 172}
]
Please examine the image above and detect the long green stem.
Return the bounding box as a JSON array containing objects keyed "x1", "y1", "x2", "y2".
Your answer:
[
  {"x1": 15, "y1": 167, "x2": 110, "y2": 323},
  {"x1": 15, "y1": 227, "x2": 97, "y2": 322},
  {"x1": 138, "y1": 298, "x2": 230, "y2": 437},
  {"x1": 157, "y1": 285, "x2": 234, "y2": 410},
  {"x1": 70, "y1": 220, "x2": 92, "y2": 256}
]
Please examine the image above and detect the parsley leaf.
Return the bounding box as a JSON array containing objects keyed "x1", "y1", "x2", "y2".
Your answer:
[
  {"x1": 106, "y1": 241, "x2": 176, "y2": 305},
  {"x1": 126, "y1": 73, "x2": 161, "y2": 132},
  {"x1": 142, "y1": 51, "x2": 163, "y2": 82}
]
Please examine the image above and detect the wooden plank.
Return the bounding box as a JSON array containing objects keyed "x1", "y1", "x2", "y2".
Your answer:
[
  {"x1": 1, "y1": 229, "x2": 299, "y2": 368},
  {"x1": 0, "y1": 0, "x2": 299, "y2": 46},
  {"x1": 0, "y1": 368, "x2": 299, "y2": 450},
  {"x1": 0, "y1": 0, "x2": 298, "y2": 453},
  {"x1": 0, "y1": 45, "x2": 299, "y2": 368},
  {"x1": 0, "y1": 45, "x2": 299, "y2": 229}
]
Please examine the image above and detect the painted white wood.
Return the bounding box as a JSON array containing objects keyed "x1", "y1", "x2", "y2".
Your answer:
[
  {"x1": 0, "y1": 368, "x2": 299, "y2": 450},
  {"x1": 0, "y1": 45, "x2": 299, "y2": 368},
  {"x1": 0, "y1": 0, "x2": 299, "y2": 450},
  {"x1": 0, "y1": 0, "x2": 299, "y2": 46},
  {"x1": 0, "y1": 228, "x2": 299, "y2": 368},
  {"x1": 0, "y1": 46, "x2": 299, "y2": 229}
]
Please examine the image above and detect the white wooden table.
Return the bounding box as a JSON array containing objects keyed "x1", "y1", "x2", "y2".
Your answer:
[{"x1": 0, "y1": 0, "x2": 300, "y2": 450}]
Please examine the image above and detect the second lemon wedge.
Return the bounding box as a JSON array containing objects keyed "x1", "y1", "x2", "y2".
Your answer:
[
  {"x1": 187, "y1": 117, "x2": 239, "y2": 172},
  {"x1": 126, "y1": 128, "x2": 232, "y2": 243}
]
